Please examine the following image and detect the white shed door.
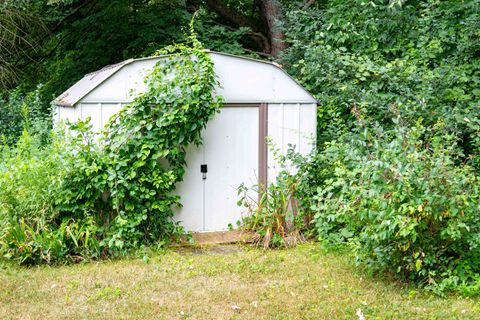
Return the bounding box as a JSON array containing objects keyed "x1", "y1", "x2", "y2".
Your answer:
[
  {"x1": 203, "y1": 107, "x2": 259, "y2": 231},
  {"x1": 174, "y1": 106, "x2": 259, "y2": 231}
]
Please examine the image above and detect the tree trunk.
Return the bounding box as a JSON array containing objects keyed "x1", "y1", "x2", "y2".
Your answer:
[
  {"x1": 192, "y1": 0, "x2": 287, "y2": 58},
  {"x1": 259, "y1": 0, "x2": 286, "y2": 58}
]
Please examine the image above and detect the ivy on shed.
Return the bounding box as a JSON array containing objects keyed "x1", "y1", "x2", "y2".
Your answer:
[{"x1": 59, "y1": 20, "x2": 223, "y2": 252}]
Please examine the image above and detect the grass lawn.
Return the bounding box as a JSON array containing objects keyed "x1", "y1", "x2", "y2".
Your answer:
[{"x1": 0, "y1": 243, "x2": 478, "y2": 319}]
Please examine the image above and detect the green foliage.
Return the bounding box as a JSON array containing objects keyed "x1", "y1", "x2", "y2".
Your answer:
[
  {"x1": 0, "y1": 25, "x2": 223, "y2": 264},
  {"x1": 2, "y1": 216, "x2": 100, "y2": 265},
  {"x1": 1, "y1": 0, "x2": 256, "y2": 120},
  {"x1": 279, "y1": 0, "x2": 480, "y2": 295},
  {"x1": 284, "y1": 0, "x2": 480, "y2": 151},
  {"x1": 57, "y1": 24, "x2": 222, "y2": 254},
  {"x1": 238, "y1": 144, "x2": 315, "y2": 248},
  {"x1": 0, "y1": 130, "x2": 64, "y2": 227},
  {"x1": 33, "y1": 0, "x2": 194, "y2": 113},
  {"x1": 194, "y1": 8, "x2": 253, "y2": 56},
  {"x1": 311, "y1": 116, "x2": 480, "y2": 294},
  {"x1": 238, "y1": 181, "x2": 307, "y2": 249},
  {"x1": 0, "y1": 87, "x2": 50, "y2": 145},
  {"x1": 0, "y1": 129, "x2": 101, "y2": 265}
]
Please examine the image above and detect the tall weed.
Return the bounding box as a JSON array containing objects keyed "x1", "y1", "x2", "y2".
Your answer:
[{"x1": 0, "y1": 128, "x2": 101, "y2": 265}]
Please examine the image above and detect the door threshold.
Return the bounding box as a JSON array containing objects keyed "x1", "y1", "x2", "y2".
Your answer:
[{"x1": 174, "y1": 230, "x2": 256, "y2": 246}]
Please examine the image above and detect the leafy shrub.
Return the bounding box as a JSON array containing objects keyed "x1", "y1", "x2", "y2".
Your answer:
[
  {"x1": 312, "y1": 117, "x2": 480, "y2": 293},
  {"x1": 283, "y1": 0, "x2": 480, "y2": 159},
  {"x1": 1, "y1": 217, "x2": 100, "y2": 265},
  {"x1": 0, "y1": 86, "x2": 50, "y2": 145},
  {"x1": 0, "y1": 130, "x2": 64, "y2": 230},
  {"x1": 0, "y1": 129, "x2": 101, "y2": 265},
  {"x1": 281, "y1": 0, "x2": 480, "y2": 295}
]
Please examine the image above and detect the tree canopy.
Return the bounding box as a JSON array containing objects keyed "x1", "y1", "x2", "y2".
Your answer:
[{"x1": 0, "y1": 0, "x2": 297, "y2": 104}]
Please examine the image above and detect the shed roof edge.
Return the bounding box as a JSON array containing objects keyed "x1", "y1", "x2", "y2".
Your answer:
[{"x1": 53, "y1": 50, "x2": 317, "y2": 107}]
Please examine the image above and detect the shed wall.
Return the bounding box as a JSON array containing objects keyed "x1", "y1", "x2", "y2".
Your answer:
[
  {"x1": 267, "y1": 103, "x2": 316, "y2": 183},
  {"x1": 56, "y1": 103, "x2": 124, "y2": 132},
  {"x1": 56, "y1": 102, "x2": 318, "y2": 184}
]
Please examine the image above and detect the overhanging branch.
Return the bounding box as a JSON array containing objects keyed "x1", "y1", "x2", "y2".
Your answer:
[{"x1": 204, "y1": 0, "x2": 258, "y2": 30}]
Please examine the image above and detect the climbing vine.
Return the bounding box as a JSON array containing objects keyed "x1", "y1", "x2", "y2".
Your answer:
[{"x1": 58, "y1": 20, "x2": 223, "y2": 253}]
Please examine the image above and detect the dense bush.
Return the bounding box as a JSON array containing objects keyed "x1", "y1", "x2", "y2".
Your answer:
[
  {"x1": 0, "y1": 131, "x2": 64, "y2": 226},
  {"x1": 0, "y1": 129, "x2": 101, "y2": 264},
  {"x1": 57, "y1": 29, "x2": 222, "y2": 254},
  {"x1": 283, "y1": 0, "x2": 480, "y2": 152},
  {"x1": 310, "y1": 116, "x2": 480, "y2": 294},
  {"x1": 278, "y1": 0, "x2": 480, "y2": 294}
]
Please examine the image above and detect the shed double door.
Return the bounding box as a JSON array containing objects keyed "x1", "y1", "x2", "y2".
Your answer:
[{"x1": 174, "y1": 106, "x2": 259, "y2": 231}]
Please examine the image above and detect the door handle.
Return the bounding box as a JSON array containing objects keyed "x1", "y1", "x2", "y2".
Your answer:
[{"x1": 200, "y1": 164, "x2": 208, "y2": 180}]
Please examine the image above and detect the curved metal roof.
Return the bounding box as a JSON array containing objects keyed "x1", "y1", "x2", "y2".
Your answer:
[{"x1": 53, "y1": 51, "x2": 317, "y2": 107}]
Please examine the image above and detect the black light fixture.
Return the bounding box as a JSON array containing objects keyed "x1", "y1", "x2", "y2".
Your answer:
[{"x1": 200, "y1": 164, "x2": 208, "y2": 180}]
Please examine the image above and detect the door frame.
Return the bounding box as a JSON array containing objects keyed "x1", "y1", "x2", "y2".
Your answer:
[{"x1": 222, "y1": 103, "x2": 268, "y2": 189}]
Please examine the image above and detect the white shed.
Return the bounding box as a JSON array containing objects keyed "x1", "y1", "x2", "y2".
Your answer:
[{"x1": 53, "y1": 51, "x2": 317, "y2": 232}]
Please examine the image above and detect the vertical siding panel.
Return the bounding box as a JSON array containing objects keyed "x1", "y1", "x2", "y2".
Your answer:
[
  {"x1": 79, "y1": 103, "x2": 102, "y2": 132},
  {"x1": 297, "y1": 103, "x2": 301, "y2": 154},
  {"x1": 101, "y1": 103, "x2": 122, "y2": 126},
  {"x1": 65, "y1": 106, "x2": 75, "y2": 121},
  {"x1": 266, "y1": 103, "x2": 317, "y2": 181},
  {"x1": 281, "y1": 103, "x2": 285, "y2": 154},
  {"x1": 283, "y1": 103, "x2": 298, "y2": 174},
  {"x1": 53, "y1": 106, "x2": 59, "y2": 123},
  {"x1": 56, "y1": 106, "x2": 62, "y2": 122},
  {"x1": 298, "y1": 103, "x2": 316, "y2": 155},
  {"x1": 282, "y1": 103, "x2": 300, "y2": 154},
  {"x1": 267, "y1": 103, "x2": 283, "y2": 184},
  {"x1": 100, "y1": 103, "x2": 103, "y2": 127}
]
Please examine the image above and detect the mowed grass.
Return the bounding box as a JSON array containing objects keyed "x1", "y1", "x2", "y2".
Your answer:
[{"x1": 0, "y1": 243, "x2": 478, "y2": 320}]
